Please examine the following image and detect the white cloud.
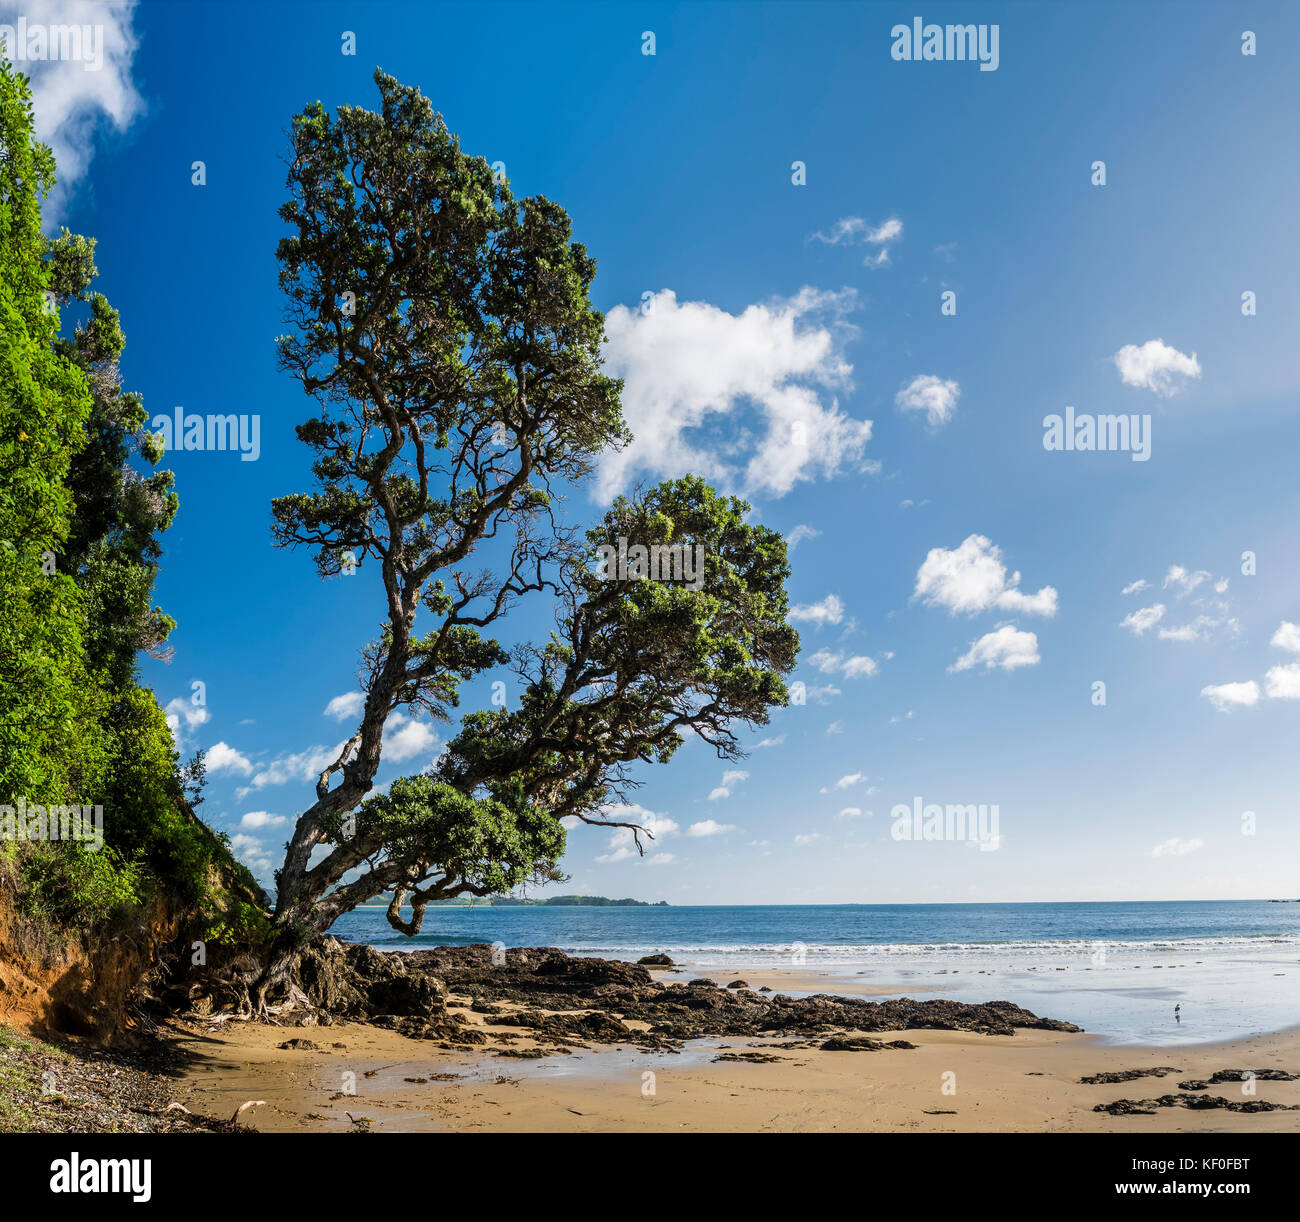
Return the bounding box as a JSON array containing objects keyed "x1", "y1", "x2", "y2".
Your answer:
[
  {"x1": 836, "y1": 807, "x2": 868, "y2": 819},
  {"x1": 889, "y1": 710, "x2": 914, "y2": 723},
  {"x1": 240, "y1": 742, "x2": 350, "y2": 797},
  {"x1": 1271, "y1": 622, "x2": 1300, "y2": 654},
  {"x1": 687, "y1": 820, "x2": 737, "y2": 837},
  {"x1": 810, "y1": 216, "x2": 903, "y2": 266},
  {"x1": 599, "y1": 288, "x2": 874, "y2": 500},
  {"x1": 1264, "y1": 664, "x2": 1300, "y2": 701},
  {"x1": 646, "y1": 853, "x2": 675, "y2": 865},
  {"x1": 802, "y1": 683, "x2": 841, "y2": 705},
  {"x1": 950, "y1": 626, "x2": 1040, "y2": 673},
  {"x1": 819, "y1": 772, "x2": 866, "y2": 793},
  {"x1": 1121, "y1": 579, "x2": 1150, "y2": 595},
  {"x1": 1, "y1": 0, "x2": 144, "y2": 217},
  {"x1": 230, "y1": 832, "x2": 275, "y2": 871},
  {"x1": 786, "y1": 524, "x2": 820, "y2": 551},
  {"x1": 789, "y1": 594, "x2": 844, "y2": 626},
  {"x1": 324, "y1": 691, "x2": 365, "y2": 721},
  {"x1": 1113, "y1": 338, "x2": 1202, "y2": 396},
  {"x1": 1157, "y1": 615, "x2": 1224, "y2": 643},
  {"x1": 708, "y1": 769, "x2": 749, "y2": 800},
  {"x1": 1151, "y1": 837, "x2": 1204, "y2": 858},
  {"x1": 206, "y1": 741, "x2": 253, "y2": 777},
  {"x1": 753, "y1": 735, "x2": 785, "y2": 749},
  {"x1": 794, "y1": 832, "x2": 825, "y2": 845},
  {"x1": 895, "y1": 374, "x2": 960, "y2": 428},
  {"x1": 1119, "y1": 604, "x2": 1164, "y2": 635},
  {"x1": 239, "y1": 810, "x2": 287, "y2": 830},
  {"x1": 164, "y1": 696, "x2": 210, "y2": 747},
  {"x1": 1163, "y1": 565, "x2": 1212, "y2": 597},
  {"x1": 1200, "y1": 680, "x2": 1260, "y2": 711},
  {"x1": 381, "y1": 712, "x2": 438, "y2": 763},
  {"x1": 806, "y1": 648, "x2": 877, "y2": 679},
  {"x1": 594, "y1": 806, "x2": 679, "y2": 862},
  {"x1": 914, "y1": 535, "x2": 1057, "y2": 617}
]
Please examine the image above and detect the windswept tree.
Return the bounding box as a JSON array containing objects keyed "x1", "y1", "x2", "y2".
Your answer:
[{"x1": 257, "y1": 72, "x2": 797, "y2": 1004}]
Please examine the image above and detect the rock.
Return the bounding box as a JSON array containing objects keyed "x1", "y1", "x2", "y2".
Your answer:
[
  {"x1": 281, "y1": 940, "x2": 1080, "y2": 1049},
  {"x1": 277, "y1": 1038, "x2": 319, "y2": 1050},
  {"x1": 726, "y1": 980, "x2": 749, "y2": 989},
  {"x1": 1095, "y1": 1094, "x2": 1300, "y2": 1115},
  {"x1": 821, "y1": 1036, "x2": 916, "y2": 1051},
  {"x1": 637, "y1": 954, "x2": 674, "y2": 967},
  {"x1": 1079, "y1": 1067, "x2": 1182, "y2": 1085}
]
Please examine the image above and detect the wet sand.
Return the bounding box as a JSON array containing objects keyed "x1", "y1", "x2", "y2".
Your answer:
[{"x1": 170, "y1": 966, "x2": 1300, "y2": 1133}]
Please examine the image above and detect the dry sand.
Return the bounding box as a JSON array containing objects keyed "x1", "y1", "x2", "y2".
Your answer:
[{"x1": 169, "y1": 967, "x2": 1300, "y2": 1133}]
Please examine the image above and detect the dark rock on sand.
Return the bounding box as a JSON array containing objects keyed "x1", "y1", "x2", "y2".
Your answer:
[
  {"x1": 401, "y1": 944, "x2": 1081, "y2": 1042},
  {"x1": 637, "y1": 954, "x2": 674, "y2": 967},
  {"x1": 1079, "y1": 1067, "x2": 1182, "y2": 1085},
  {"x1": 1095, "y1": 1094, "x2": 1300, "y2": 1115},
  {"x1": 821, "y1": 1035, "x2": 917, "y2": 1051},
  {"x1": 727, "y1": 980, "x2": 750, "y2": 989}
]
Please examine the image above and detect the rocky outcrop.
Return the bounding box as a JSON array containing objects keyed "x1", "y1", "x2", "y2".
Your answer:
[
  {"x1": 351, "y1": 943, "x2": 1080, "y2": 1043},
  {"x1": 1079, "y1": 1067, "x2": 1182, "y2": 1084},
  {"x1": 1095, "y1": 1094, "x2": 1300, "y2": 1115}
]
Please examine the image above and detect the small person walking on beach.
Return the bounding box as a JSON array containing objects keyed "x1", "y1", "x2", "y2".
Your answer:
[{"x1": 1174, "y1": 1004, "x2": 1181, "y2": 1023}]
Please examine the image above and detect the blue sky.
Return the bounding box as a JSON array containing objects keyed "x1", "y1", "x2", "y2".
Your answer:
[{"x1": 17, "y1": 0, "x2": 1300, "y2": 903}]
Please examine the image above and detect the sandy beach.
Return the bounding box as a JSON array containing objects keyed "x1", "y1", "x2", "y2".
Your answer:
[{"x1": 169, "y1": 965, "x2": 1300, "y2": 1133}]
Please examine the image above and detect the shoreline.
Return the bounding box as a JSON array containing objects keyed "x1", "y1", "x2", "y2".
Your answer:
[{"x1": 164, "y1": 953, "x2": 1300, "y2": 1134}]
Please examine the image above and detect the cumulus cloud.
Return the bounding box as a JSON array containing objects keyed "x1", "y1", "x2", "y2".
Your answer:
[
  {"x1": 789, "y1": 594, "x2": 845, "y2": 626},
  {"x1": 324, "y1": 691, "x2": 365, "y2": 721},
  {"x1": 1121, "y1": 579, "x2": 1150, "y2": 595},
  {"x1": 895, "y1": 375, "x2": 960, "y2": 428},
  {"x1": 1151, "y1": 837, "x2": 1204, "y2": 858},
  {"x1": 1163, "y1": 565, "x2": 1212, "y2": 597},
  {"x1": 599, "y1": 288, "x2": 874, "y2": 500},
  {"x1": 239, "y1": 810, "x2": 287, "y2": 830},
  {"x1": 1264, "y1": 664, "x2": 1300, "y2": 700},
  {"x1": 1113, "y1": 339, "x2": 1202, "y2": 396},
  {"x1": 164, "y1": 696, "x2": 210, "y2": 747},
  {"x1": 708, "y1": 769, "x2": 749, "y2": 801},
  {"x1": 806, "y1": 648, "x2": 878, "y2": 679},
  {"x1": 206, "y1": 741, "x2": 253, "y2": 777},
  {"x1": 687, "y1": 820, "x2": 736, "y2": 837},
  {"x1": 1200, "y1": 680, "x2": 1260, "y2": 711},
  {"x1": 949, "y1": 626, "x2": 1040, "y2": 673},
  {"x1": 914, "y1": 535, "x2": 1057, "y2": 617},
  {"x1": 381, "y1": 712, "x2": 438, "y2": 763},
  {"x1": 238, "y1": 743, "x2": 346, "y2": 798},
  {"x1": 1118, "y1": 603, "x2": 1170, "y2": 639},
  {"x1": 0, "y1": 0, "x2": 144, "y2": 217},
  {"x1": 1123, "y1": 567, "x2": 1235, "y2": 643},
  {"x1": 594, "y1": 805, "x2": 679, "y2": 862},
  {"x1": 1271, "y1": 622, "x2": 1300, "y2": 654}
]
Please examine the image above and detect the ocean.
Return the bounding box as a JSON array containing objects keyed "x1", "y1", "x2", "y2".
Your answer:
[{"x1": 330, "y1": 899, "x2": 1300, "y2": 1045}]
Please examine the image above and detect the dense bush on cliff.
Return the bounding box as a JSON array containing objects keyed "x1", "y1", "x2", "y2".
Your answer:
[{"x1": 0, "y1": 57, "x2": 264, "y2": 969}]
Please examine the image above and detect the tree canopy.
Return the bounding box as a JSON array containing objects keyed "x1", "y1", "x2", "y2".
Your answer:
[{"x1": 258, "y1": 73, "x2": 798, "y2": 997}]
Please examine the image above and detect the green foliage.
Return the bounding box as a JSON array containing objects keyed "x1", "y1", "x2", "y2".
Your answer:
[
  {"x1": 0, "y1": 56, "x2": 264, "y2": 951},
  {"x1": 331, "y1": 775, "x2": 566, "y2": 900},
  {"x1": 0, "y1": 57, "x2": 101, "y2": 803}
]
